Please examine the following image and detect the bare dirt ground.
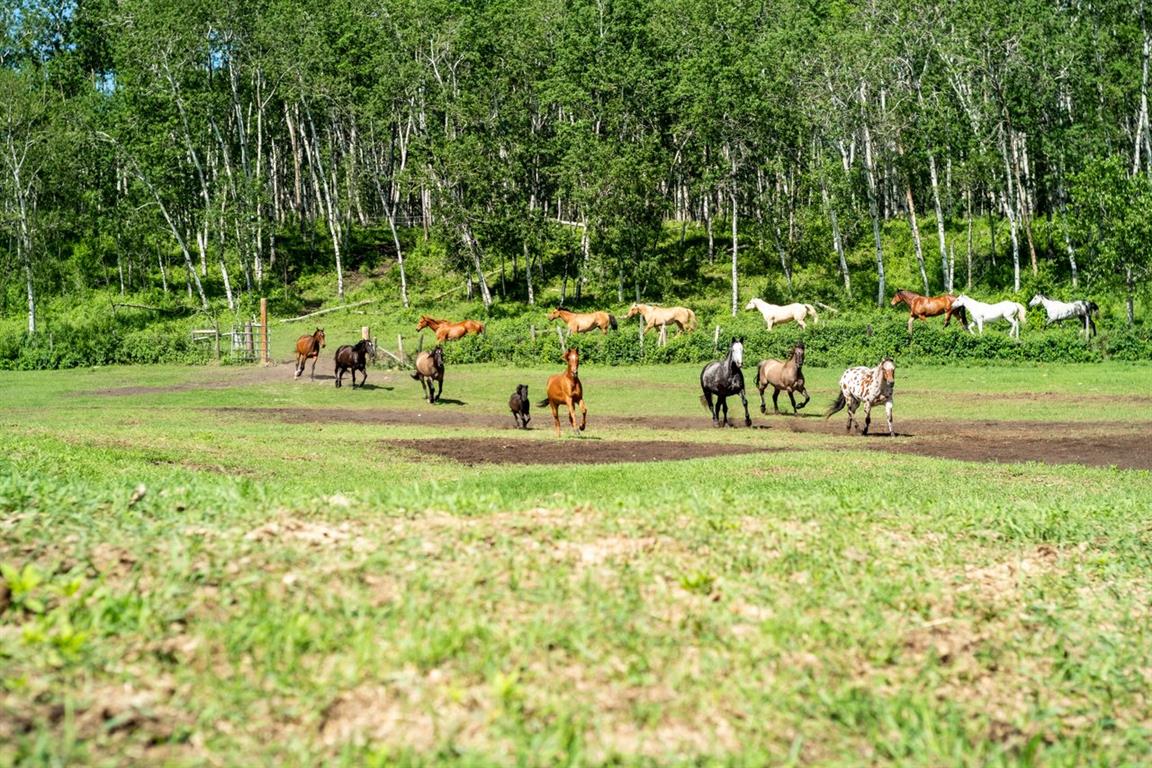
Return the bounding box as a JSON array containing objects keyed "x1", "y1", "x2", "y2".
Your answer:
[{"x1": 215, "y1": 406, "x2": 1152, "y2": 470}]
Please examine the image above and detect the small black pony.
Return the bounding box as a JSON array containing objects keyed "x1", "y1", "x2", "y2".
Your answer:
[
  {"x1": 508, "y1": 384, "x2": 531, "y2": 429},
  {"x1": 700, "y1": 337, "x2": 751, "y2": 427},
  {"x1": 334, "y1": 339, "x2": 372, "y2": 389}
]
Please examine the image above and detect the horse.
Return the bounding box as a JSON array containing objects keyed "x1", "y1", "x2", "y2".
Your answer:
[
  {"x1": 755, "y1": 342, "x2": 810, "y2": 415},
  {"x1": 744, "y1": 298, "x2": 818, "y2": 330},
  {"x1": 700, "y1": 338, "x2": 751, "y2": 427},
  {"x1": 547, "y1": 308, "x2": 617, "y2": 335},
  {"x1": 294, "y1": 328, "x2": 326, "y2": 379},
  {"x1": 953, "y1": 295, "x2": 1027, "y2": 339},
  {"x1": 890, "y1": 290, "x2": 968, "y2": 333},
  {"x1": 1029, "y1": 294, "x2": 1099, "y2": 338},
  {"x1": 537, "y1": 348, "x2": 586, "y2": 437},
  {"x1": 825, "y1": 357, "x2": 896, "y2": 436},
  {"x1": 334, "y1": 338, "x2": 372, "y2": 389},
  {"x1": 625, "y1": 303, "x2": 697, "y2": 335},
  {"x1": 416, "y1": 315, "x2": 485, "y2": 342},
  {"x1": 508, "y1": 384, "x2": 531, "y2": 429},
  {"x1": 411, "y1": 346, "x2": 444, "y2": 403}
]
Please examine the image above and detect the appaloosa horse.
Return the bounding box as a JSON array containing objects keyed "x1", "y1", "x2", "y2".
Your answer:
[
  {"x1": 700, "y1": 338, "x2": 751, "y2": 427},
  {"x1": 755, "y1": 342, "x2": 810, "y2": 415},
  {"x1": 825, "y1": 357, "x2": 896, "y2": 436},
  {"x1": 334, "y1": 338, "x2": 372, "y2": 389},
  {"x1": 294, "y1": 328, "x2": 326, "y2": 380},
  {"x1": 411, "y1": 346, "x2": 445, "y2": 403}
]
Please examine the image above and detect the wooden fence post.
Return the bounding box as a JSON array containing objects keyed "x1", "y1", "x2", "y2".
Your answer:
[
  {"x1": 397, "y1": 334, "x2": 404, "y2": 362},
  {"x1": 260, "y1": 298, "x2": 269, "y2": 364}
]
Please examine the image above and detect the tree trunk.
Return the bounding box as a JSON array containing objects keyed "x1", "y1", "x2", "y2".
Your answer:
[
  {"x1": 730, "y1": 178, "x2": 739, "y2": 317},
  {"x1": 860, "y1": 93, "x2": 886, "y2": 306},
  {"x1": 1126, "y1": 265, "x2": 1135, "y2": 327},
  {"x1": 928, "y1": 153, "x2": 950, "y2": 291},
  {"x1": 821, "y1": 177, "x2": 851, "y2": 297},
  {"x1": 905, "y1": 180, "x2": 929, "y2": 293}
]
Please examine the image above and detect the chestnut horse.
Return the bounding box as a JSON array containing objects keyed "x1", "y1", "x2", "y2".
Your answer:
[
  {"x1": 625, "y1": 303, "x2": 697, "y2": 335},
  {"x1": 537, "y1": 348, "x2": 586, "y2": 437},
  {"x1": 548, "y1": 308, "x2": 617, "y2": 334},
  {"x1": 890, "y1": 290, "x2": 967, "y2": 333},
  {"x1": 416, "y1": 315, "x2": 485, "y2": 342},
  {"x1": 294, "y1": 328, "x2": 326, "y2": 379}
]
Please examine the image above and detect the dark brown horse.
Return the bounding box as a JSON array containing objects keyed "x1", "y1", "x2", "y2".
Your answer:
[
  {"x1": 508, "y1": 384, "x2": 531, "y2": 429},
  {"x1": 537, "y1": 348, "x2": 586, "y2": 437},
  {"x1": 416, "y1": 315, "x2": 485, "y2": 342},
  {"x1": 294, "y1": 328, "x2": 326, "y2": 379},
  {"x1": 411, "y1": 346, "x2": 444, "y2": 403},
  {"x1": 755, "y1": 342, "x2": 810, "y2": 415},
  {"x1": 890, "y1": 290, "x2": 967, "y2": 333},
  {"x1": 334, "y1": 339, "x2": 372, "y2": 389}
]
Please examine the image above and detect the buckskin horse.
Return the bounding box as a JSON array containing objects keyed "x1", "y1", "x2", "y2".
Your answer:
[
  {"x1": 334, "y1": 338, "x2": 372, "y2": 389},
  {"x1": 538, "y1": 348, "x2": 586, "y2": 437},
  {"x1": 294, "y1": 328, "x2": 326, "y2": 379},
  {"x1": 890, "y1": 290, "x2": 968, "y2": 333},
  {"x1": 755, "y1": 342, "x2": 810, "y2": 415},
  {"x1": 700, "y1": 338, "x2": 751, "y2": 427},
  {"x1": 825, "y1": 357, "x2": 896, "y2": 436},
  {"x1": 416, "y1": 315, "x2": 485, "y2": 342},
  {"x1": 411, "y1": 346, "x2": 445, "y2": 403},
  {"x1": 547, "y1": 308, "x2": 617, "y2": 334}
]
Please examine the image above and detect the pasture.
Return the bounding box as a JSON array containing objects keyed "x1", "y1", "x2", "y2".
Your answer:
[{"x1": 2, "y1": 358, "x2": 1151, "y2": 766}]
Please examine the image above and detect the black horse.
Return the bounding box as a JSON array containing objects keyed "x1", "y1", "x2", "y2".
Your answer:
[
  {"x1": 700, "y1": 338, "x2": 751, "y2": 427},
  {"x1": 334, "y1": 339, "x2": 372, "y2": 388},
  {"x1": 508, "y1": 384, "x2": 531, "y2": 429}
]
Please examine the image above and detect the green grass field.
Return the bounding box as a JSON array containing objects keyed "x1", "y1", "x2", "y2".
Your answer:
[{"x1": 2, "y1": 359, "x2": 1151, "y2": 766}]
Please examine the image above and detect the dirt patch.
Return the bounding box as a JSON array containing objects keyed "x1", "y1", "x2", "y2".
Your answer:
[{"x1": 383, "y1": 438, "x2": 782, "y2": 465}]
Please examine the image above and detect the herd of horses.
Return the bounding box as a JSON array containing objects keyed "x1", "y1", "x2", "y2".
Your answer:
[{"x1": 290, "y1": 287, "x2": 1100, "y2": 437}]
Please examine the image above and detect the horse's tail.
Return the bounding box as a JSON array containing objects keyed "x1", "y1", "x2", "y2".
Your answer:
[
  {"x1": 536, "y1": 398, "x2": 550, "y2": 408},
  {"x1": 824, "y1": 392, "x2": 846, "y2": 419},
  {"x1": 699, "y1": 394, "x2": 710, "y2": 411},
  {"x1": 608, "y1": 313, "x2": 617, "y2": 331},
  {"x1": 410, "y1": 370, "x2": 420, "y2": 380},
  {"x1": 1016, "y1": 303, "x2": 1027, "y2": 325},
  {"x1": 1087, "y1": 301, "x2": 1099, "y2": 316},
  {"x1": 806, "y1": 304, "x2": 818, "y2": 324}
]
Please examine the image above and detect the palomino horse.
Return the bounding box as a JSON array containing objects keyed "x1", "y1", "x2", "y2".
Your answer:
[
  {"x1": 626, "y1": 303, "x2": 697, "y2": 335},
  {"x1": 411, "y1": 346, "x2": 445, "y2": 403},
  {"x1": 744, "y1": 298, "x2": 818, "y2": 330},
  {"x1": 334, "y1": 338, "x2": 372, "y2": 389},
  {"x1": 548, "y1": 308, "x2": 618, "y2": 334},
  {"x1": 825, "y1": 357, "x2": 896, "y2": 436},
  {"x1": 416, "y1": 315, "x2": 485, "y2": 342},
  {"x1": 953, "y1": 295, "x2": 1027, "y2": 339},
  {"x1": 537, "y1": 348, "x2": 586, "y2": 437},
  {"x1": 700, "y1": 338, "x2": 751, "y2": 427},
  {"x1": 755, "y1": 342, "x2": 810, "y2": 415},
  {"x1": 890, "y1": 290, "x2": 968, "y2": 333},
  {"x1": 294, "y1": 328, "x2": 326, "y2": 379},
  {"x1": 508, "y1": 384, "x2": 531, "y2": 429},
  {"x1": 1029, "y1": 294, "x2": 1099, "y2": 338}
]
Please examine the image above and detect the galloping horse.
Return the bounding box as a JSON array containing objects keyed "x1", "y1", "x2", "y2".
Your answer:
[
  {"x1": 825, "y1": 357, "x2": 896, "y2": 436},
  {"x1": 411, "y1": 346, "x2": 445, "y2": 403},
  {"x1": 700, "y1": 338, "x2": 751, "y2": 427},
  {"x1": 416, "y1": 315, "x2": 485, "y2": 342},
  {"x1": 508, "y1": 384, "x2": 531, "y2": 429},
  {"x1": 890, "y1": 290, "x2": 968, "y2": 333},
  {"x1": 538, "y1": 348, "x2": 587, "y2": 437},
  {"x1": 294, "y1": 328, "x2": 326, "y2": 379},
  {"x1": 548, "y1": 308, "x2": 617, "y2": 335},
  {"x1": 744, "y1": 299, "x2": 818, "y2": 330},
  {"x1": 953, "y1": 295, "x2": 1027, "y2": 339},
  {"x1": 755, "y1": 342, "x2": 810, "y2": 415},
  {"x1": 626, "y1": 303, "x2": 697, "y2": 335},
  {"x1": 334, "y1": 338, "x2": 372, "y2": 389},
  {"x1": 1029, "y1": 294, "x2": 1099, "y2": 338}
]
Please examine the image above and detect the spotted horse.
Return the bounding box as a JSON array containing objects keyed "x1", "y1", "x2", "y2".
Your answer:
[{"x1": 824, "y1": 357, "x2": 896, "y2": 436}]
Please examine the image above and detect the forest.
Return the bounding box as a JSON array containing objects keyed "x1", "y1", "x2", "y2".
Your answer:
[{"x1": 2, "y1": 0, "x2": 1151, "y2": 356}]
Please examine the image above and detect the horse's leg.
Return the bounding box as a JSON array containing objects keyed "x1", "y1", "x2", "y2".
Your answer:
[
  {"x1": 358, "y1": 367, "x2": 366, "y2": 389},
  {"x1": 796, "y1": 317, "x2": 806, "y2": 329},
  {"x1": 772, "y1": 387, "x2": 782, "y2": 415},
  {"x1": 759, "y1": 382, "x2": 768, "y2": 415},
  {"x1": 739, "y1": 388, "x2": 751, "y2": 427},
  {"x1": 310, "y1": 355, "x2": 318, "y2": 380},
  {"x1": 550, "y1": 402, "x2": 562, "y2": 437},
  {"x1": 787, "y1": 391, "x2": 798, "y2": 414},
  {"x1": 846, "y1": 397, "x2": 858, "y2": 432},
  {"x1": 885, "y1": 400, "x2": 894, "y2": 436},
  {"x1": 564, "y1": 398, "x2": 578, "y2": 433},
  {"x1": 908, "y1": 315, "x2": 914, "y2": 333},
  {"x1": 578, "y1": 398, "x2": 587, "y2": 432},
  {"x1": 796, "y1": 387, "x2": 810, "y2": 410},
  {"x1": 335, "y1": 367, "x2": 342, "y2": 388},
  {"x1": 861, "y1": 401, "x2": 873, "y2": 435},
  {"x1": 434, "y1": 377, "x2": 442, "y2": 403},
  {"x1": 719, "y1": 396, "x2": 729, "y2": 427}
]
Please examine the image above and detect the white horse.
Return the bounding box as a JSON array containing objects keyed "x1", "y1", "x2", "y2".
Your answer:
[
  {"x1": 744, "y1": 298, "x2": 818, "y2": 330},
  {"x1": 1029, "y1": 294, "x2": 1099, "y2": 338},
  {"x1": 953, "y1": 295, "x2": 1027, "y2": 339}
]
